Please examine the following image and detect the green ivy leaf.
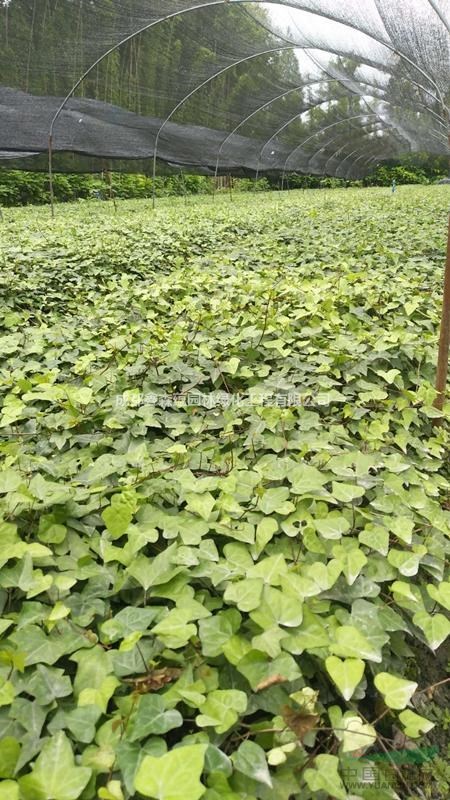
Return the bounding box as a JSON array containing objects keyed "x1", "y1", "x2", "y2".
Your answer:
[
  {"x1": 198, "y1": 610, "x2": 241, "y2": 657},
  {"x1": 0, "y1": 680, "x2": 15, "y2": 707},
  {"x1": 398, "y1": 709, "x2": 435, "y2": 739},
  {"x1": 304, "y1": 754, "x2": 347, "y2": 800},
  {"x1": 413, "y1": 612, "x2": 450, "y2": 650},
  {"x1": 196, "y1": 690, "x2": 247, "y2": 733},
  {"x1": 126, "y1": 695, "x2": 183, "y2": 741},
  {"x1": 152, "y1": 609, "x2": 197, "y2": 649},
  {"x1": 315, "y1": 514, "x2": 350, "y2": 540},
  {"x1": 325, "y1": 656, "x2": 365, "y2": 701},
  {"x1": 100, "y1": 607, "x2": 160, "y2": 644},
  {"x1": 258, "y1": 487, "x2": 291, "y2": 515},
  {"x1": 341, "y1": 715, "x2": 376, "y2": 753},
  {"x1": 388, "y1": 549, "x2": 421, "y2": 577},
  {"x1": 27, "y1": 665, "x2": 72, "y2": 705},
  {"x1": 233, "y1": 741, "x2": 272, "y2": 787},
  {"x1": 184, "y1": 492, "x2": 216, "y2": 521},
  {"x1": 37, "y1": 515, "x2": 67, "y2": 544},
  {"x1": 78, "y1": 675, "x2": 120, "y2": 713},
  {"x1": 389, "y1": 516, "x2": 414, "y2": 544},
  {"x1": 18, "y1": 732, "x2": 91, "y2": 800},
  {"x1": 0, "y1": 470, "x2": 22, "y2": 494},
  {"x1": 50, "y1": 705, "x2": 102, "y2": 745},
  {"x1": 331, "y1": 626, "x2": 383, "y2": 663},
  {"x1": 288, "y1": 464, "x2": 328, "y2": 495},
  {"x1": 0, "y1": 738, "x2": 21, "y2": 779},
  {"x1": 282, "y1": 608, "x2": 329, "y2": 653},
  {"x1": 134, "y1": 745, "x2": 208, "y2": 800},
  {"x1": 331, "y1": 482, "x2": 365, "y2": 503},
  {"x1": 223, "y1": 579, "x2": 263, "y2": 612},
  {"x1": 358, "y1": 524, "x2": 389, "y2": 556},
  {"x1": 98, "y1": 780, "x2": 124, "y2": 800},
  {"x1": 0, "y1": 782, "x2": 19, "y2": 800},
  {"x1": 374, "y1": 672, "x2": 418, "y2": 710},
  {"x1": 102, "y1": 492, "x2": 135, "y2": 539},
  {"x1": 116, "y1": 739, "x2": 167, "y2": 796},
  {"x1": 427, "y1": 581, "x2": 450, "y2": 611},
  {"x1": 247, "y1": 554, "x2": 287, "y2": 585}
]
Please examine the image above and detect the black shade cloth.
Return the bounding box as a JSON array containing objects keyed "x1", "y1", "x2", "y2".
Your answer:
[{"x1": 0, "y1": 1, "x2": 448, "y2": 177}]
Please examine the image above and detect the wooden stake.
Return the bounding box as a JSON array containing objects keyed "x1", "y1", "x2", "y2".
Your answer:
[
  {"x1": 49, "y1": 134, "x2": 55, "y2": 217},
  {"x1": 107, "y1": 169, "x2": 117, "y2": 211},
  {"x1": 434, "y1": 212, "x2": 450, "y2": 413},
  {"x1": 229, "y1": 174, "x2": 233, "y2": 202}
]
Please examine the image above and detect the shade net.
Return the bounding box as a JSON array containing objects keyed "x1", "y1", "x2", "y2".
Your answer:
[{"x1": 0, "y1": 1, "x2": 448, "y2": 178}]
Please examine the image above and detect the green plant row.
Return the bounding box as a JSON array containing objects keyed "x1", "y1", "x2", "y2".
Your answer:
[
  {"x1": 0, "y1": 151, "x2": 447, "y2": 207},
  {"x1": 0, "y1": 187, "x2": 449, "y2": 800}
]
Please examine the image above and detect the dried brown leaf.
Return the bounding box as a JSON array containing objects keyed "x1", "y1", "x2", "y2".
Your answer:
[
  {"x1": 123, "y1": 667, "x2": 181, "y2": 694},
  {"x1": 282, "y1": 706, "x2": 320, "y2": 741},
  {"x1": 255, "y1": 674, "x2": 288, "y2": 692}
]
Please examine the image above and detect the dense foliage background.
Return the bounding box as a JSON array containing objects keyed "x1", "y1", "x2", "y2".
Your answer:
[
  {"x1": 0, "y1": 186, "x2": 449, "y2": 799},
  {"x1": 0, "y1": 152, "x2": 448, "y2": 206}
]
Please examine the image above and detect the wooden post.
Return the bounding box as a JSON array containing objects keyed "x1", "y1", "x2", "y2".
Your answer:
[
  {"x1": 180, "y1": 170, "x2": 188, "y2": 205},
  {"x1": 49, "y1": 134, "x2": 55, "y2": 217},
  {"x1": 228, "y1": 174, "x2": 233, "y2": 202},
  {"x1": 434, "y1": 213, "x2": 450, "y2": 413},
  {"x1": 107, "y1": 169, "x2": 117, "y2": 211}
]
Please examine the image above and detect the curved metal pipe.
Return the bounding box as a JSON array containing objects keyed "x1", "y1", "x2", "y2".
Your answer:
[
  {"x1": 287, "y1": 117, "x2": 384, "y2": 181},
  {"x1": 48, "y1": 0, "x2": 446, "y2": 137},
  {"x1": 305, "y1": 118, "x2": 386, "y2": 173},
  {"x1": 256, "y1": 82, "x2": 438, "y2": 180},
  {"x1": 280, "y1": 99, "x2": 445, "y2": 179},
  {"x1": 48, "y1": 1, "x2": 235, "y2": 214},
  {"x1": 260, "y1": 8, "x2": 446, "y2": 116},
  {"x1": 345, "y1": 152, "x2": 381, "y2": 179},
  {"x1": 314, "y1": 115, "x2": 385, "y2": 174},
  {"x1": 427, "y1": 0, "x2": 450, "y2": 34},
  {"x1": 256, "y1": 112, "x2": 380, "y2": 181},
  {"x1": 285, "y1": 113, "x2": 401, "y2": 180},
  {"x1": 338, "y1": 148, "x2": 382, "y2": 181},
  {"x1": 214, "y1": 75, "x2": 391, "y2": 179},
  {"x1": 151, "y1": 42, "x2": 298, "y2": 208},
  {"x1": 276, "y1": 0, "x2": 448, "y2": 111},
  {"x1": 47, "y1": 0, "x2": 449, "y2": 214}
]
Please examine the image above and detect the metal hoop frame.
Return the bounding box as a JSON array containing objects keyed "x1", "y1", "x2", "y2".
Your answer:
[
  {"x1": 46, "y1": 0, "x2": 449, "y2": 214},
  {"x1": 281, "y1": 115, "x2": 399, "y2": 186}
]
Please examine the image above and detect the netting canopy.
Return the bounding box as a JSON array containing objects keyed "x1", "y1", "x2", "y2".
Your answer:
[{"x1": 0, "y1": 0, "x2": 449, "y2": 177}]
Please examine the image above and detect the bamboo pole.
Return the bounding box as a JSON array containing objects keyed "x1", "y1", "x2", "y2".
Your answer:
[{"x1": 434, "y1": 213, "x2": 450, "y2": 413}]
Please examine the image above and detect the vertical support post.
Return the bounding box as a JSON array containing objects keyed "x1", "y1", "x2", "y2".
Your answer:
[
  {"x1": 152, "y1": 151, "x2": 157, "y2": 210},
  {"x1": 434, "y1": 213, "x2": 450, "y2": 413},
  {"x1": 180, "y1": 170, "x2": 188, "y2": 205},
  {"x1": 107, "y1": 168, "x2": 117, "y2": 211},
  {"x1": 229, "y1": 174, "x2": 233, "y2": 202},
  {"x1": 49, "y1": 134, "x2": 55, "y2": 218}
]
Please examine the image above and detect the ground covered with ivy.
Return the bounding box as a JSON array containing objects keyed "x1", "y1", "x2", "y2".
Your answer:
[{"x1": 0, "y1": 187, "x2": 449, "y2": 800}]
